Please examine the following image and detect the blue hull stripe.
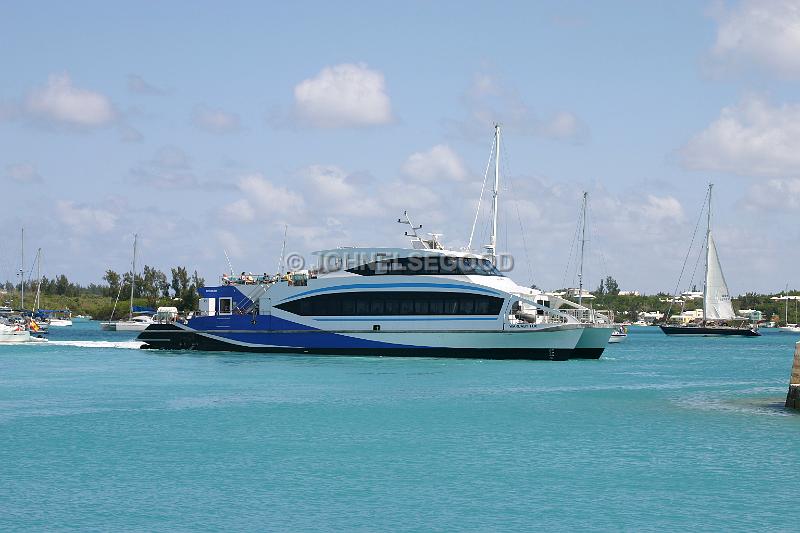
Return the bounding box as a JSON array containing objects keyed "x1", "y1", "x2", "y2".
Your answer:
[
  {"x1": 281, "y1": 282, "x2": 501, "y2": 303},
  {"x1": 207, "y1": 330, "x2": 427, "y2": 349},
  {"x1": 313, "y1": 316, "x2": 498, "y2": 322}
]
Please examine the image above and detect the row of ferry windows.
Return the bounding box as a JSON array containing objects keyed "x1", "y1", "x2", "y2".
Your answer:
[
  {"x1": 346, "y1": 257, "x2": 502, "y2": 277},
  {"x1": 275, "y1": 291, "x2": 505, "y2": 317}
]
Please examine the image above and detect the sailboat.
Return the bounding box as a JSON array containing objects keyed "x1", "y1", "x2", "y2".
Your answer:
[
  {"x1": 660, "y1": 184, "x2": 759, "y2": 337},
  {"x1": 468, "y1": 129, "x2": 614, "y2": 357},
  {"x1": 100, "y1": 234, "x2": 154, "y2": 332},
  {"x1": 777, "y1": 290, "x2": 800, "y2": 333}
]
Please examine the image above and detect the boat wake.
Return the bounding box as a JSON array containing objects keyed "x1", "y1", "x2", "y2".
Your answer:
[{"x1": 47, "y1": 340, "x2": 145, "y2": 350}]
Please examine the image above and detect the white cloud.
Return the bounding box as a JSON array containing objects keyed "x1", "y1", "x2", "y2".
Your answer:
[
  {"x1": 639, "y1": 195, "x2": 684, "y2": 221},
  {"x1": 237, "y1": 173, "x2": 305, "y2": 215},
  {"x1": 710, "y1": 0, "x2": 800, "y2": 77},
  {"x1": 56, "y1": 200, "x2": 117, "y2": 234},
  {"x1": 380, "y1": 182, "x2": 440, "y2": 211},
  {"x1": 402, "y1": 145, "x2": 467, "y2": 182},
  {"x1": 192, "y1": 105, "x2": 241, "y2": 133},
  {"x1": 26, "y1": 73, "x2": 115, "y2": 127},
  {"x1": 130, "y1": 146, "x2": 197, "y2": 188},
  {"x1": 219, "y1": 199, "x2": 256, "y2": 222},
  {"x1": 214, "y1": 229, "x2": 246, "y2": 259},
  {"x1": 293, "y1": 63, "x2": 392, "y2": 127},
  {"x1": 680, "y1": 95, "x2": 800, "y2": 176},
  {"x1": 745, "y1": 177, "x2": 800, "y2": 211},
  {"x1": 5, "y1": 163, "x2": 42, "y2": 184},
  {"x1": 541, "y1": 111, "x2": 583, "y2": 140},
  {"x1": 298, "y1": 165, "x2": 382, "y2": 216},
  {"x1": 447, "y1": 72, "x2": 588, "y2": 143}
]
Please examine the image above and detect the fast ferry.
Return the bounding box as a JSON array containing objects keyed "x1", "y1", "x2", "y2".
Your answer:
[
  {"x1": 138, "y1": 124, "x2": 613, "y2": 359},
  {"x1": 138, "y1": 245, "x2": 588, "y2": 360}
]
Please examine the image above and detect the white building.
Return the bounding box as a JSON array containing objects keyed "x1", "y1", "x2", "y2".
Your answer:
[
  {"x1": 618, "y1": 290, "x2": 640, "y2": 296},
  {"x1": 681, "y1": 291, "x2": 703, "y2": 300},
  {"x1": 565, "y1": 288, "x2": 595, "y2": 300},
  {"x1": 670, "y1": 309, "x2": 704, "y2": 324},
  {"x1": 639, "y1": 311, "x2": 664, "y2": 321}
]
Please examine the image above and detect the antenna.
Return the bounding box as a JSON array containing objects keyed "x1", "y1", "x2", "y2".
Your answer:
[
  {"x1": 398, "y1": 211, "x2": 426, "y2": 247},
  {"x1": 223, "y1": 249, "x2": 234, "y2": 276},
  {"x1": 278, "y1": 224, "x2": 288, "y2": 274}
]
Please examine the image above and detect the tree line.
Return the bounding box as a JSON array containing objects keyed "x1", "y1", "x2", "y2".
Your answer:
[
  {"x1": 560, "y1": 275, "x2": 800, "y2": 325},
  {"x1": 3, "y1": 265, "x2": 205, "y2": 311}
]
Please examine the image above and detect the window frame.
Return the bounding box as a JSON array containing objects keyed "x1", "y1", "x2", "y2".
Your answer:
[{"x1": 218, "y1": 297, "x2": 233, "y2": 315}]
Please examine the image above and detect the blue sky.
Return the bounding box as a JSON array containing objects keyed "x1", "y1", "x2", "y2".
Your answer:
[{"x1": 1, "y1": 0, "x2": 799, "y2": 294}]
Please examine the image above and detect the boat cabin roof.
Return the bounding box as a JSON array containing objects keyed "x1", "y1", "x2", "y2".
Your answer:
[{"x1": 314, "y1": 247, "x2": 490, "y2": 261}]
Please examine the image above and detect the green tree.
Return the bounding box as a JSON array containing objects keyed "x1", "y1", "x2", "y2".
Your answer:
[
  {"x1": 604, "y1": 276, "x2": 619, "y2": 296},
  {"x1": 170, "y1": 267, "x2": 187, "y2": 296},
  {"x1": 103, "y1": 270, "x2": 120, "y2": 298}
]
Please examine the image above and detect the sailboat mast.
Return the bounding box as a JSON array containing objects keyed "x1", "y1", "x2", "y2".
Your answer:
[
  {"x1": 785, "y1": 284, "x2": 789, "y2": 324},
  {"x1": 578, "y1": 192, "x2": 588, "y2": 306},
  {"x1": 35, "y1": 248, "x2": 42, "y2": 311},
  {"x1": 129, "y1": 234, "x2": 138, "y2": 318},
  {"x1": 702, "y1": 184, "x2": 713, "y2": 325},
  {"x1": 20, "y1": 227, "x2": 24, "y2": 311},
  {"x1": 488, "y1": 123, "x2": 500, "y2": 261}
]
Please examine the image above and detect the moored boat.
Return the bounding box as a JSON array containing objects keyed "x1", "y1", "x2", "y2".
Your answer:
[
  {"x1": 0, "y1": 322, "x2": 33, "y2": 343},
  {"x1": 660, "y1": 184, "x2": 759, "y2": 337},
  {"x1": 608, "y1": 325, "x2": 628, "y2": 343}
]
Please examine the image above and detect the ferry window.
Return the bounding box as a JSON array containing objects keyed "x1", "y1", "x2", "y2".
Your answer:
[
  {"x1": 385, "y1": 299, "x2": 399, "y2": 315},
  {"x1": 275, "y1": 291, "x2": 503, "y2": 317},
  {"x1": 219, "y1": 297, "x2": 232, "y2": 315},
  {"x1": 370, "y1": 300, "x2": 385, "y2": 315},
  {"x1": 346, "y1": 256, "x2": 504, "y2": 277}
]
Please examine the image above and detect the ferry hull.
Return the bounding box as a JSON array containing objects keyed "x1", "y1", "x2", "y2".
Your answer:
[
  {"x1": 571, "y1": 325, "x2": 615, "y2": 359},
  {"x1": 659, "y1": 325, "x2": 760, "y2": 337},
  {"x1": 138, "y1": 323, "x2": 584, "y2": 361}
]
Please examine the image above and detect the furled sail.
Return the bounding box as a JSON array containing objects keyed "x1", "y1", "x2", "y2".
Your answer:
[{"x1": 704, "y1": 232, "x2": 735, "y2": 320}]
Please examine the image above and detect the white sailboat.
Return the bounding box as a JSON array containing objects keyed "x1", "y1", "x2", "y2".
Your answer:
[
  {"x1": 101, "y1": 234, "x2": 153, "y2": 332},
  {"x1": 661, "y1": 184, "x2": 759, "y2": 336},
  {"x1": 777, "y1": 291, "x2": 800, "y2": 333}
]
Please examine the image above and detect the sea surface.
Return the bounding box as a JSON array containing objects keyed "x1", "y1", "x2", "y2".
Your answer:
[{"x1": 1, "y1": 322, "x2": 799, "y2": 532}]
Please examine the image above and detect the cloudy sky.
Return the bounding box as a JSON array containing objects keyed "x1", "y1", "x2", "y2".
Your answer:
[{"x1": 1, "y1": 0, "x2": 799, "y2": 294}]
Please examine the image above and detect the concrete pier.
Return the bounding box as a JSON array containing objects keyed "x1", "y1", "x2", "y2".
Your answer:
[{"x1": 785, "y1": 342, "x2": 800, "y2": 410}]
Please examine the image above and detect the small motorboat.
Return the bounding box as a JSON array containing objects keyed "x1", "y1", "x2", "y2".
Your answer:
[
  {"x1": 778, "y1": 324, "x2": 800, "y2": 333},
  {"x1": 0, "y1": 322, "x2": 32, "y2": 343},
  {"x1": 102, "y1": 314, "x2": 154, "y2": 332},
  {"x1": 608, "y1": 325, "x2": 627, "y2": 343}
]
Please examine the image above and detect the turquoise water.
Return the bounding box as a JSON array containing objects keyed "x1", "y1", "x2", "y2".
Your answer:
[{"x1": 1, "y1": 322, "x2": 799, "y2": 531}]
